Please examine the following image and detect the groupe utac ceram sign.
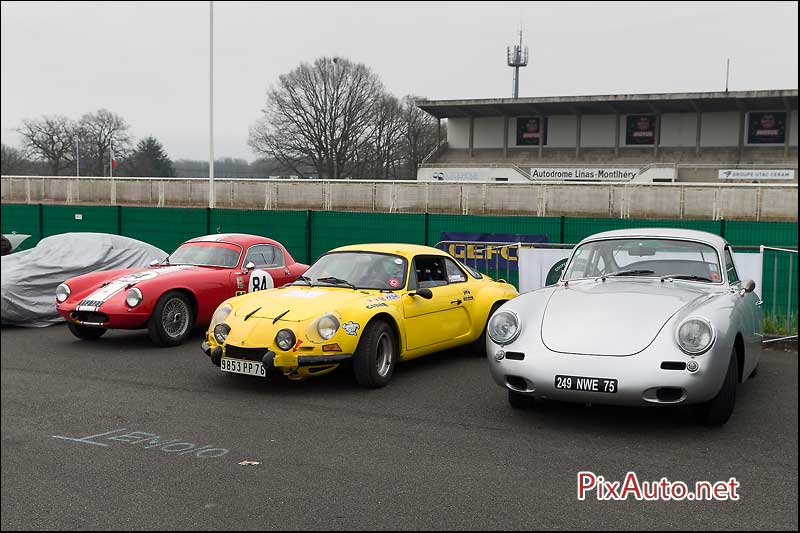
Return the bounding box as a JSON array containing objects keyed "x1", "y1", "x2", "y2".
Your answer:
[{"x1": 718, "y1": 169, "x2": 796, "y2": 180}]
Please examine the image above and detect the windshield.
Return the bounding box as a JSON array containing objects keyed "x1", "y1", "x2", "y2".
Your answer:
[
  {"x1": 563, "y1": 238, "x2": 722, "y2": 283},
  {"x1": 168, "y1": 242, "x2": 241, "y2": 268},
  {"x1": 297, "y1": 252, "x2": 408, "y2": 290}
]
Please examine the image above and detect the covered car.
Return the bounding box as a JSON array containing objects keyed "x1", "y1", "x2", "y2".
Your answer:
[
  {"x1": 56, "y1": 234, "x2": 308, "y2": 346},
  {"x1": 202, "y1": 243, "x2": 518, "y2": 388},
  {"x1": 1, "y1": 233, "x2": 166, "y2": 327},
  {"x1": 486, "y1": 228, "x2": 763, "y2": 425}
]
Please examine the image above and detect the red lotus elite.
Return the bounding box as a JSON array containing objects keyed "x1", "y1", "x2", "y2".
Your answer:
[{"x1": 55, "y1": 234, "x2": 309, "y2": 346}]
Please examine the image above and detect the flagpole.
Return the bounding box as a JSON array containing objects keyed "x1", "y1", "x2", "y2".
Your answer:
[
  {"x1": 209, "y1": 0, "x2": 215, "y2": 209},
  {"x1": 76, "y1": 137, "x2": 80, "y2": 177},
  {"x1": 110, "y1": 142, "x2": 113, "y2": 178}
]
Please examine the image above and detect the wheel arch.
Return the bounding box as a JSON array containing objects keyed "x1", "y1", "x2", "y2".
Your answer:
[
  {"x1": 734, "y1": 332, "x2": 745, "y2": 383},
  {"x1": 365, "y1": 312, "x2": 402, "y2": 356}
]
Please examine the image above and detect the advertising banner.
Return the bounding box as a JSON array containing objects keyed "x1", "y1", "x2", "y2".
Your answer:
[
  {"x1": 718, "y1": 169, "x2": 795, "y2": 180},
  {"x1": 626, "y1": 114, "x2": 656, "y2": 145},
  {"x1": 516, "y1": 117, "x2": 548, "y2": 146},
  {"x1": 439, "y1": 232, "x2": 549, "y2": 273},
  {"x1": 747, "y1": 112, "x2": 786, "y2": 144}
]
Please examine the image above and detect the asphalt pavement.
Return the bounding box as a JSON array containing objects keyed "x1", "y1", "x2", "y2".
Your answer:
[{"x1": 1, "y1": 325, "x2": 797, "y2": 530}]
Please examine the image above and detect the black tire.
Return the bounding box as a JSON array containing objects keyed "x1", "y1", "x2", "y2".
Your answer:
[
  {"x1": 352, "y1": 320, "x2": 396, "y2": 388},
  {"x1": 696, "y1": 348, "x2": 738, "y2": 426},
  {"x1": 508, "y1": 389, "x2": 535, "y2": 409},
  {"x1": 67, "y1": 322, "x2": 107, "y2": 340},
  {"x1": 470, "y1": 301, "x2": 504, "y2": 357},
  {"x1": 147, "y1": 291, "x2": 195, "y2": 347}
]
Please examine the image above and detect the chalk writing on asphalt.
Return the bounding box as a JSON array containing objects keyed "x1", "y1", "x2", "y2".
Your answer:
[{"x1": 51, "y1": 428, "x2": 229, "y2": 458}]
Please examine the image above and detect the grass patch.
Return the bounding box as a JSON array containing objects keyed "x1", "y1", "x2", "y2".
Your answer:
[{"x1": 763, "y1": 312, "x2": 799, "y2": 337}]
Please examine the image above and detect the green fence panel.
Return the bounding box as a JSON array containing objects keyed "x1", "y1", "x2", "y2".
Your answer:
[
  {"x1": 210, "y1": 209, "x2": 309, "y2": 264},
  {"x1": 563, "y1": 218, "x2": 724, "y2": 244},
  {"x1": 724, "y1": 221, "x2": 798, "y2": 248},
  {"x1": 760, "y1": 248, "x2": 798, "y2": 325},
  {"x1": 120, "y1": 207, "x2": 207, "y2": 253},
  {"x1": 41, "y1": 205, "x2": 119, "y2": 238},
  {"x1": 0, "y1": 203, "x2": 41, "y2": 251},
  {"x1": 310, "y1": 212, "x2": 426, "y2": 261}
]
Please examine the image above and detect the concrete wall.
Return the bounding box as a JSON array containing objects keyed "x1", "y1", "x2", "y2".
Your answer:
[
  {"x1": 3, "y1": 176, "x2": 797, "y2": 221},
  {"x1": 581, "y1": 115, "x2": 616, "y2": 148},
  {"x1": 447, "y1": 110, "x2": 799, "y2": 150}
]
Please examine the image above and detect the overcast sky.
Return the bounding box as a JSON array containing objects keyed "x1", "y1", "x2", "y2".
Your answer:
[{"x1": 1, "y1": 1, "x2": 797, "y2": 161}]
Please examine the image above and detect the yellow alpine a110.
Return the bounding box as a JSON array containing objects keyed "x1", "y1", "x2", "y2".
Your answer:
[{"x1": 201, "y1": 243, "x2": 518, "y2": 387}]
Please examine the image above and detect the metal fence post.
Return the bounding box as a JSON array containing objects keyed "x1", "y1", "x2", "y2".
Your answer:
[
  {"x1": 772, "y1": 252, "x2": 778, "y2": 319},
  {"x1": 787, "y1": 253, "x2": 793, "y2": 333}
]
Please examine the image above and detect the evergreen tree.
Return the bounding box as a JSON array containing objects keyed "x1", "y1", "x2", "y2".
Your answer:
[{"x1": 122, "y1": 136, "x2": 175, "y2": 177}]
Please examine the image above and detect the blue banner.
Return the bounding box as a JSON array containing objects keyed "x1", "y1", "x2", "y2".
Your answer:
[{"x1": 438, "y1": 232, "x2": 549, "y2": 272}]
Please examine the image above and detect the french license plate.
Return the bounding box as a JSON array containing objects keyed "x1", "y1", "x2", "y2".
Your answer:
[
  {"x1": 220, "y1": 357, "x2": 267, "y2": 378},
  {"x1": 555, "y1": 374, "x2": 617, "y2": 394}
]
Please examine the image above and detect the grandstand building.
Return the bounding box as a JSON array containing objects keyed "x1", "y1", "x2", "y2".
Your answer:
[{"x1": 416, "y1": 89, "x2": 798, "y2": 183}]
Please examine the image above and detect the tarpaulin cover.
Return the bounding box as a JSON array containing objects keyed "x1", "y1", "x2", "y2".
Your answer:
[{"x1": 1, "y1": 233, "x2": 167, "y2": 327}]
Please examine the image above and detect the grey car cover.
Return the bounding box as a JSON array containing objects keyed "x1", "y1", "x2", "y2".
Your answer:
[{"x1": 1, "y1": 233, "x2": 167, "y2": 327}]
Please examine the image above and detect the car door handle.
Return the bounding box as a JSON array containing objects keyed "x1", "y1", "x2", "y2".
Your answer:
[
  {"x1": 284, "y1": 269, "x2": 291, "y2": 275},
  {"x1": 451, "y1": 299, "x2": 462, "y2": 305}
]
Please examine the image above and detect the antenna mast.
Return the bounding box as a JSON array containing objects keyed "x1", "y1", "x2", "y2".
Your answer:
[{"x1": 506, "y1": 26, "x2": 529, "y2": 98}]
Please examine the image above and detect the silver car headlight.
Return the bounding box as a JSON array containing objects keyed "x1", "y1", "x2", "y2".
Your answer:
[
  {"x1": 210, "y1": 303, "x2": 233, "y2": 329},
  {"x1": 55, "y1": 283, "x2": 70, "y2": 303},
  {"x1": 488, "y1": 310, "x2": 521, "y2": 345},
  {"x1": 676, "y1": 318, "x2": 715, "y2": 355},
  {"x1": 125, "y1": 288, "x2": 143, "y2": 307},
  {"x1": 317, "y1": 314, "x2": 340, "y2": 340}
]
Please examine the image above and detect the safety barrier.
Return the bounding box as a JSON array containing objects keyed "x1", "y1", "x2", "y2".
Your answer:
[{"x1": 2, "y1": 175, "x2": 798, "y2": 221}]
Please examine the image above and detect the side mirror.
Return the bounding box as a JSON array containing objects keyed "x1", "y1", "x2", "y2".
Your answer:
[
  {"x1": 243, "y1": 261, "x2": 255, "y2": 272},
  {"x1": 409, "y1": 288, "x2": 433, "y2": 300},
  {"x1": 741, "y1": 279, "x2": 756, "y2": 294},
  {"x1": 149, "y1": 259, "x2": 161, "y2": 267}
]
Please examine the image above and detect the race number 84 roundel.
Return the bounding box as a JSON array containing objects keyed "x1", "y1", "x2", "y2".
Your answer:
[{"x1": 248, "y1": 269, "x2": 274, "y2": 292}]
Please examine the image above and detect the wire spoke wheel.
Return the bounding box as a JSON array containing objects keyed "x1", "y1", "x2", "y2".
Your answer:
[{"x1": 162, "y1": 298, "x2": 189, "y2": 338}]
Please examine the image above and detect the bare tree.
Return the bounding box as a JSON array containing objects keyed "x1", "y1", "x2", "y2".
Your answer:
[
  {"x1": 16, "y1": 115, "x2": 75, "y2": 175},
  {"x1": 249, "y1": 57, "x2": 384, "y2": 179},
  {"x1": 75, "y1": 109, "x2": 132, "y2": 176},
  {"x1": 1, "y1": 143, "x2": 33, "y2": 175},
  {"x1": 399, "y1": 95, "x2": 439, "y2": 179}
]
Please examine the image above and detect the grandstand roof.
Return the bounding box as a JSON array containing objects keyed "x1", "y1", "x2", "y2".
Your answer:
[{"x1": 416, "y1": 89, "x2": 798, "y2": 118}]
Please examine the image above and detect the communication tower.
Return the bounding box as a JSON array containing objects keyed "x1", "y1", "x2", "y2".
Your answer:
[{"x1": 506, "y1": 29, "x2": 529, "y2": 98}]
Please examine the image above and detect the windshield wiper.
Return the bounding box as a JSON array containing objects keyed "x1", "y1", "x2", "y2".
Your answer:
[
  {"x1": 602, "y1": 269, "x2": 655, "y2": 279},
  {"x1": 316, "y1": 276, "x2": 356, "y2": 290},
  {"x1": 660, "y1": 274, "x2": 713, "y2": 283}
]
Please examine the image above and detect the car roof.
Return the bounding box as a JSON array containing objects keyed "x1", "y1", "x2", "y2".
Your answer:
[
  {"x1": 184, "y1": 234, "x2": 282, "y2": 247},
  {"x1": 578, "y1": 228, "x2": 728, "y2": 250},
  {"x1": 328, "y1": 243, "x2": 448, "y2": 258}
]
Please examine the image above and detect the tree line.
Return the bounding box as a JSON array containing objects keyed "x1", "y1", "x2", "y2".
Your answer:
[
  {"x1": 2, "y1": 56, "x2": 440, "y2": 180},
  {"x1": 1, "y1": 109, "x2": 175, "y2": 178}
]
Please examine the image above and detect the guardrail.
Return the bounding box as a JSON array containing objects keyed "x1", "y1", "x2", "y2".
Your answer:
[{"x1": 4, "y1": 175, "x2": 796, "y2": 220}]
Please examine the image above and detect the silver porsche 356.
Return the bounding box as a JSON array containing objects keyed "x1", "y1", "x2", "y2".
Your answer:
[{"x1": 487, "y1": 228, "x2": 762, "y2": 425}]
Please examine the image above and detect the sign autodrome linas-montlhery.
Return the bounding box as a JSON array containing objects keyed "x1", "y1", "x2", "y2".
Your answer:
[{"x1": 530, "y1": 168, "x2": 639, "y2": 180}]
